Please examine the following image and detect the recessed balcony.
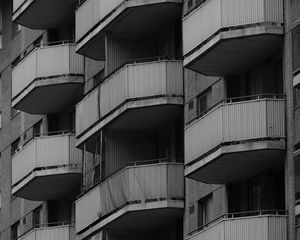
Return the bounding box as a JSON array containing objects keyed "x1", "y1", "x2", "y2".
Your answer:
[
  {"x1": 13, "y1": 0, "x2": 77, "y2": 29},
  {"x1": 75, "y1": 160, "x2": 184, "y2": 240},
  {"x1": 75, "y1": 0, "x2": 182, "y2": 59},
  {"x1": 17, "y1": 224, "x2": 75, "y2": 240},
  {"x1": 185, "y1": 96, "x2": 286, "y2": 184},
  {"x1": 76, "y1": 59, "x2": 183, "y2": 147},
  {"x1": 12, "y1": 133, "x2": 82, "y2": 201},
  {"x1": 182, "y1": 0, "x2": 283, "y2": 75},
  {"x1": 187, "y1": 211, "x2": 287, "y2": 240},
  {"x1": 12, "y1": 43, "x2": 84, "y2": 114}
]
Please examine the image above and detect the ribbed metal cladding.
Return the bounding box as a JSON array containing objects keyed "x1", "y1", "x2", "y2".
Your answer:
[
  {"x1": 75, "y1": 0, "x2": 123, "y2": 41},
  {"x1": 12, "y1": 134, "x2": 81, "y2": 186},
  {"x1": 21, "y1": 225, "x2": 74, "y2": 240},
  {"x1": 12, "y1": 44, "x2": 84, "y2": 100},
  {"x1": 188, "y1": 215, "x2": 287, "y2": 240},
  {"x1": 75, "y1": 163, "x2": 184, "y2": 233},
  {"x1": 185, "y1": 99, "x2": 286, "y2": 165},
  {"x1": 182, "y1": 0, "x2": 283, "y2": 55},
  {"x1": 75, "y1": 60, "x2": 183, "y2": 136},
  {"x1": 13, "y1": 0, "x2": 24, "y2": 12}
]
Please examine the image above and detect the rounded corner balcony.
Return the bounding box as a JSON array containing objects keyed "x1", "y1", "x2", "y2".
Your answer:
[
  {"x1": 12, "y1": 132, "x2": 82, "y2": 201},
  {"x1": 75, "y1": 0, "x2": 182, "y2": 59},
  {"x1": 75, "y1": 59, "x2": 183, "y2": 148},
  {"x1": 182, "y1": 0, "x2": 284, "y2": 75},
  {"x1": 16, "y1": 223, "x2": 75, "y2": 240},
  {"x1": 185, "y1": 95, "x2": 286, "y2": 184},
  {"x1": 75, "y1": 160, "x2": 184, "y2": 240},
  {"x1": 13, "y1": 0, "x2": 77, "y2": 29},
  {"x1": 186, "y1": 210, "x2": 287, "y2": 240},
  {"x1": 12, "y1": 43, "x2": 84, "y2": 115}
]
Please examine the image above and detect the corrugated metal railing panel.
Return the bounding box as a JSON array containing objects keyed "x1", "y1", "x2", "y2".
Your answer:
[
  {"x1": 185, "y1": 99, "x2": 285, "y2": 165},
  {"x1": 75, "y1": 163, "x2": 184, "y2": 233},
  {"x1": 12, "y1": 140, "x2": 37, "y2": 186},
  {"x1": 183, "y1": 0, "x2": 283, "y2": 55},
  {"x1": 183, "y1": 0, "x2": 221, "y2": 55},
  {"x1": 35, "y1": 225, "x2": 72, "y2": 240},
  {"x1": 12, "y1": 44, "x2": 84, "y2": 99},
  {"x1": 12, "y1": 50, "x2": 37, "y2": 99},
  {"x1": 76, "y1": 88, "x2": 100, "y2": 136},
  {"x1": 13, "y1": 0, "x2": 24, "y2": 12},
  {"x1": 75, "y1": 0, "x2": 123, "y2": 41},
  {"x1": 69, "y1": 135, "x2": 83, "y2": 166},
  {"x1": 185, "y1": 106, "x2": 222, "y2": 165},
  {"x1": 188, "y1": 216, "x2": 287, "y2": 240},
  {"x1": 76, "y1": 60, "x2": 183, "y2": 137}
]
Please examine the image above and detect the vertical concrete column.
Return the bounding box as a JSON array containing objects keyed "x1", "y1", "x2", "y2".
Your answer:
[{"x1": 283, "y1": 0, "x2": 295, "y2": 239}]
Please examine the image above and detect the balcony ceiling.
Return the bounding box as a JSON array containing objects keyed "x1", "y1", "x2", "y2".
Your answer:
[
  {"x1": 187, "y1": 143, "x2": 285, "y2": 184},
  {"x1": 185, "y1": 33, "x2": 283, "y2": 76},
  {"x1": 13, "y1": 0, "x2": 76, "y2": 29},
  {"x1": 77, "y1": 2, "x2": 181, "y2": 60}
]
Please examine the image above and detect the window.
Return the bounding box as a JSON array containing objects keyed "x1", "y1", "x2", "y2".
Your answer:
[
  {"x1": 294, "y1": 87, "x2": 300, "y2": 107},
  {"x1": 188, "y1": 101, "x2": 194, "y2": 110},
  {"x1": 33, "y1": 206, "x2": 42, "y2": 228},
  {"x1": 33, "y1": 121, "x2": 43, "y2": 137},
  {"x1": 196, "y1": 88, "x2": 211, "y2": 116},
  {"x1": 197, "y1": 194, "x2": 213, "y2": 227},
  {"x1": 11, "y1": 221, "x2": 20, "y2": 240}
]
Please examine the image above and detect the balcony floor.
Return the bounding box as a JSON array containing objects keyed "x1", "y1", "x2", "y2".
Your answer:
[
  {"x1": 186, "y1": 140, "x2": 285, "y2": 184},
  {"x1": 13, "y1": 0, "x2": 76, "y2": 29},
  {"x1": 12, "y1": 76, "x2": 83, "y2": 114},
  {"x1": 77, "y1": 1, "x2": 181, "y2": 59},
  {"x1": 77, "y1": 200, "x2": 183, "y2": 240},
  {"x1": 184, "y1": 26, "x2": 283, "y2": 76},
  {"x1": 77, "y1": 97, "x2": 183, "y2": 147},
  {"x1": 12, "y1": 167, "x2": 81, "y2": 200}
]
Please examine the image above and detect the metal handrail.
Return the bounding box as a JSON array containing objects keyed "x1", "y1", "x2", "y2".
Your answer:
[
  {"x1": 186, "y1": 93, "x2": 286, "y2": 126},
  {"x1": 188, "y1": 209, "x2": 287, "y2": 236}
]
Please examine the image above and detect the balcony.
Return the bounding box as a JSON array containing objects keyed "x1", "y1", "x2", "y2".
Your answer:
[
  {"x1": 12, "y1": 43, "x2": 84, "y2": 114},
  {"x1": 185, "y1": 96, "x2": 286, "y2": 183},
  {"x1": 75, "y1": 0, "x2": 182, "y2": 59},
  {"x1": 12, "y1": 133, "x2": 82, "y2": 201},
  {"x1": 75, "y1": 161, "x2": 184, "y2": 239},
  {"x1": 182, "y1": 0, "x2": 283, "y2": 75},
  {"x1": 187, "y1": 211, "x2": 287, "y2": 240},
  {"x1": 17, "y1": 224, "x2": 74, "y2": 240},
  {"x1": 76, "y1": 59, "x2": 183, "y2": 147},
  {"x1": 13, "y1": 0, "x2": 77, "y2": 29}
]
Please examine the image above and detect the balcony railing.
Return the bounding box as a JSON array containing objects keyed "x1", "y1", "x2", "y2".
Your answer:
[
  {"x1": 17, "y1": 223, "x2": 75, "y2": 240},
  {"x1": 185, "y1": 96, "x2": 286, "y2": 165},
  {"x1": 187, "y1": 210, "x2": 287, "y2": 240},
  {"x1": 12, "y1": 133, "x2": 81, "y2": 189},
  {"x1": 76, "y1": 59, "x2": 183, "y2": 137},
  {"x1": 183, "y1": 0, "x2": 283, "y2": 57},
  {"x1": 75, "y1": 160, "x2": 184, "y2": 233},
  {"x1": 12, "y1": 43, "x2": 84, "y2": 101}
]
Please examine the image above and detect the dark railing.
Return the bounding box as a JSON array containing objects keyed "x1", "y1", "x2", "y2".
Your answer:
[
  {"x1": 188, "y1": 209, "x2": 287, "y2": 236},
  {"x1": 186, "y1": 93, "x2": 285, "y2": 125},
  {"x1": 184, "y1": 0, "x2": 209, "y2": 17},
  {"x1": 80, "y1": 157, "x2": 183, "y2": 197}
]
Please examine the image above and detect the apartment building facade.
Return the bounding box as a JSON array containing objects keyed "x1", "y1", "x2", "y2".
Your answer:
[{"x1": 0, "y1": 0, "x2": 297, "y2": 240}]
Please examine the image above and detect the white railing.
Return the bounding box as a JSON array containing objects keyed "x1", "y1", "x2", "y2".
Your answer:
[
  {"x1": 19, "y1": 225, "x2": 74, "y2": 240},
  {"x1": 76, "y1": 60, "x2": 183, "y2": 136},
  {"x1": 185, "y1": 98, "x2": 286, "y2": 165},
  {"x1": 183, "y1": 0, "x2": 283, "y2": 55},
  {"x1": 75, "y1": 162, "x2": 184, "y2": 233},
  {"x1": 12, "y1": 134, "x2": 82, "y2": 187},
  {"x1": 13, "y1": 0, "x2": 25, "y2": 13},
  {"x1": 75, "y1": 0, "x2": 123, "y2": 41},
  {"x1": 12, "y1": 44, "x2": 84, "y2": 100},
  {"x1": 187, "y1": 214, "x2": 287, "y2": 240}
]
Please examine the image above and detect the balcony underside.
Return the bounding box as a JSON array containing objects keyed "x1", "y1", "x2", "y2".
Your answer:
[
  {"x1": 186, "y1": 139, "x2": 285, "y2": 184},
  {"x1": 77, "y1": 1, "x2": 181, "y2": 60},
  {"x1": 12, "y1": 167, "x2": 81, "y2": 200},
  {"x1": 77, "y1": 97, "x2": 183, "y2": 148},
  {"x1": 184, "y1": 26, "x2": 283, "y2": 76},
  {"x1": 12, "y1": 76, "x2": 83, "y2": 114},
  {"x1": 13, "y1": 0, "x2": 76, "y2": 29},
  {"x1": 77, "y1": 200, "x2": 183, "y2": 240}
]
